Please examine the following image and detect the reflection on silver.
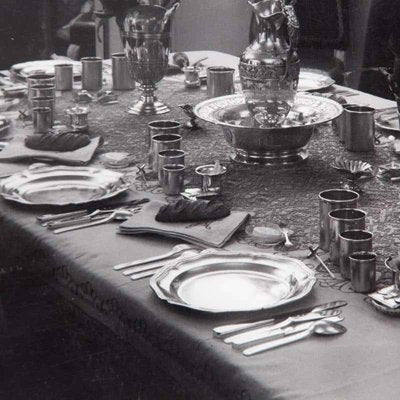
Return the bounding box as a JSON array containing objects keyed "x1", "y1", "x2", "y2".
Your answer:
[
  {"x1": 0, "y1": 164, "x2": 129, "y2": 206},
  {"x1": 150, "y1": 249, "x2": 316, "y2": 313},
  {"x1": 194, "y1": 94, "x2": 343, "y2": 166}
]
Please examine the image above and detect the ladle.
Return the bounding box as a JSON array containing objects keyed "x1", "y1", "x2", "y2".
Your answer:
[{"x1": 243, "y1": 321, "x2": 346, "y2": 356}]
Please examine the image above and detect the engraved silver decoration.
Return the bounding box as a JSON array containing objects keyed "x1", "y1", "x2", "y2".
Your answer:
[
  {"x1": 239, "y1": 0, "x2": 300, "y2": 127},
  {"x1": 119, "y1": 1, "x2": 180, "y2": 115}
]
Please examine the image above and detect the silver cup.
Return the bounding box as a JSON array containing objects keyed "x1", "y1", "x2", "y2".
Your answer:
[
  {"x1": 148, "y1": 120, "x2": 182, "y2": 164},
  {"x1": 81, "y1": 57, "x2": 103, "y2": 91},
  {"x1": 332, "y1": 103, "x2": 359, "y2": 143},
  {"x1": 207, "y1": 66, "x2": 235, "y2": 98},
  {"x1": 30, "y1": 84, "x2": 55, "y2": 101},
  {"x1": 157, "y1": 149, "x2": 185, "y2": 184},
  {"x1": 151, "y1": 133, "x2": 182, "y2": 171},
  {"x1": 339, "y1": 230, "x2": 373, "y2": 280},
  {"x1": 319, "y1": 189, "x2": 359, "y2": 251},
  {"x1": 32, "y1": 96, "x2": 54, "y2": 125},
  {"x1": 32, "y1": 107, "x2": 51, "y2": 134},
  {"x1": 195, "y1": 164, "x2": 227, "y2": 194},
  {"x1": 182, "y1": 66, "x2": 201, "y2": 89},
  {"x1": 112, "y1": 53, "x2": 135, "y2": 90},
  {"x1": 55, "y1": 63, "x2": 73, "y2": 91},
  {"x1": 328, "y1": 208, "x2": 366, "y2": 265},
  {"x1": 350, "y1": 251, "x2": 377, "y2": 293},
  {"x1": 162, "y1": 164, "x2": 185, "y2": 196},
  {"x1": 344, "y1": 105, "x2": 375, "y2": 152}
]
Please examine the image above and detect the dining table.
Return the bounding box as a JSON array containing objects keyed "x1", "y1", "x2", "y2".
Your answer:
[{"x1": 1, "y1": 51, "x2": 400, "y2": 400}]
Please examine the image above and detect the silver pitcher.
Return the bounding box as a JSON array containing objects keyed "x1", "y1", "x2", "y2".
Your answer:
[
  {"x1": 119, "y1": 1, "x2": 181, "y2": 115},
  {"x1": 239, "y1": 0, "x2": 300, "y2": 127}
]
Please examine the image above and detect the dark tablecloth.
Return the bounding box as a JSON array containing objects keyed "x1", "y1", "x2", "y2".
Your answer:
[{"x1": 1, "y1": 72, "x2": 400, "y2": 400}]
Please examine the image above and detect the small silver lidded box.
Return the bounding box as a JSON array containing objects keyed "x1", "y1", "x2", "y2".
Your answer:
[{"x1": 66, "y1": 106, "x2": 90, "y2": 132}]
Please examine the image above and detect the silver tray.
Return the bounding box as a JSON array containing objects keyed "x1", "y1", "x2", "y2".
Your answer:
[
  {"x1": 150, "y1": 249, "x2": 316, "y2": 313},
  {"x1": 298, "y1": 70, "x2": 335, "y2": 92},
  {"x1": 0, "y1": 164, "x2": 130, "y2": 206},
  {"x1": 375, "y1": 107, "x2": 399, "y2": 132}
]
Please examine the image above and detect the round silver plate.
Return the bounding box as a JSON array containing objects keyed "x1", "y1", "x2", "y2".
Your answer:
[
  {"x1": 150, "y1": 249, "x2": 316, "y2": 313},
  {"x1": 298, "y1": 70, "x2": 335, "y2": 92},
  {"x1": 0, "y1": 164, "x2": 129, "y2": 206},
  {"x1": 376, "y1": 107, "x2": 399, "y2": 132}
]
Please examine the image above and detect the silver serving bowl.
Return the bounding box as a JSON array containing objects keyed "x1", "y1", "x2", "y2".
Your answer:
[{"x1": 194, "y1": 93, "x2": 343, "y2": 166}]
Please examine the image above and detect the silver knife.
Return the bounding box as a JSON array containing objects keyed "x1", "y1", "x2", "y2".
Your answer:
[
  {"x1": 214, "y1": 301, "x2": 347, "y2": 338},
  {"x1": 231, "y1": 314, "x2": 343, "y2": 349},
  {"x1": 225, "y1": 309, "x2": 341, "y2": 346}
]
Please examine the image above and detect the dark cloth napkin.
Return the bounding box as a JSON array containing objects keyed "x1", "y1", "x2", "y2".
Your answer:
[{"x1": 119, "y1": 200, "x2": 249, "y2": 248}]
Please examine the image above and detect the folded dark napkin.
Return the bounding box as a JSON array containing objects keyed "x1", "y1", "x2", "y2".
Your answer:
[{"x1": 155, "y1": 199, "x2": 230, "y2": 223}]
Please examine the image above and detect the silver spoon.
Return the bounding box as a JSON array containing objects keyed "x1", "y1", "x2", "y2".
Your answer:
[
  {"x1": 243, "y1": 321, "x2": 346, "y2": 356},
  {"x1": 53, "y1": 210, "x2": 133, "y2": 234}
]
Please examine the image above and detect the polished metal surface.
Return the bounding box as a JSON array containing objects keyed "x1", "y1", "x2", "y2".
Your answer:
[
  {"x1": 55, "y1": 64, "x2": 74, "y2": 91},
  {"x1": 112, "y1": 53, "x2": 135, "y2": 90},
  {"x1": 81, "y1": 57, "x2": 103, "y2": 91},
  {"x1": 150, "y1": 249, "x2": 316, "y2": 313},
  {"x1": 350, "y1": 251, "x2": 377, "y2": 293},
  {"x1": 0, "y1": 164, "x2": 129, "y2": 206},
  {"x1": 194, "y1": 94, "x2": 343, "y2": 166},
  {"x1": 162, "y1": 164, "x2": 185, "y2": 195},
  {"x1": 32, "y1": 107, "x2": 52, "y2": 134},
  {"x1": 344, "y1": 105, "x2": 375, "y2": 152},
  {"x1": 119, "y1": 3, "x2": 181, "y2": 115},
  {"x1": 157, "y1": 149, "x2": 185, "y2": 183},
  {"x1": 207, "y1": 67, "x2": 235, "y2": 98},
  {"x1": 331, "y1": 159, "x2": 374, "y2": 180}
]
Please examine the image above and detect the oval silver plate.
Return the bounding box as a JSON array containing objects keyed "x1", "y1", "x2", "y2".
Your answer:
[
  {"x1": 150, "y1": 249, "x2": 316, "y2": 313},
  {"x1": 376, "y1": 107, "x2": 399, "y2": 132},
  {"x1": 298, "y1": 70, "x2": 335, "y2": 92},
  {"x1": 0, "y1": 164, "x2": 129, "y2": 206},
  {"x1": 194, "y1": 93, "x2": 343, "y2": 130}
]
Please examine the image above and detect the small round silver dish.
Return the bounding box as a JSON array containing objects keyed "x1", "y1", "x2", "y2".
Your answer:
[
  {"x1": 194, "y1": 93, "x2": 343, "y2": 166},
  {"x1": 195, "y1": 163, "x2": 227, "y2": 194}
]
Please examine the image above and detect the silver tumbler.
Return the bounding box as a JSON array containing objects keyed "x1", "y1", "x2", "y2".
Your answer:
[
  {"x1": 344, "y1": 105, "x2": 375, "y2": 152},
  {"x1": 207, "y1": 66, "x2": 235, "y2": 98},
  {"x1": 350, "y1": 251, "x2": 376, "y2": 293},
  {"x1": 32, "y1": 107, "x2": 51, "y2": 134},
  {"x1": 332, "y1": 103, "x2": 358, "y2": 143},
  {"x1": 32, "y1": 96, "x2": 54, "y2": 126},
  {"x1": 55, "y1": 63, "x2": 73, "y2": 91},
  {"x1": 162, "y1": 164, "x2": 185, "y2": 196},
  {"x1": 81, "y1": 57, "x2": 103, "y2": 91},
  {"x1": 339, "y1": 230, "x2": 373, "y2": 280},
  {"x1": 157, "y1": 149, "x2": 185, "y2": 184},
  {"x1": 328, "y1": 208, "x2": 366, "y2": 265},
  {"x1": 112, "y1": 53, "x2": 135, "y2": 90},
  {"x1": 27, "y1": 73, "x2": 55, "y2": 107},
  {"x1": 319, "y1": 189, "x2": 359, "y2": 251},
  {"x1": 151, "y1": 134, "x2": 182, "y2": 172}
]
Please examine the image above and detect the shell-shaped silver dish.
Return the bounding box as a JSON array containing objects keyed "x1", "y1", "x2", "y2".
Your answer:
[
  {"x1": 150, "y1": 249, "x2": 316, "y2": 313},
  {"x1": 331, "y1": 159, "x2": 374, "y2": 180},
  {"x1": 0, "y1": 164, "x2": 130, "y2": 206}
]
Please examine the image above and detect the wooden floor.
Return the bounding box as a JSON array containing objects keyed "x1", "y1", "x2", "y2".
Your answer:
[{"x1": 0, "y1": 271, "x2": 189, "y2": 400}]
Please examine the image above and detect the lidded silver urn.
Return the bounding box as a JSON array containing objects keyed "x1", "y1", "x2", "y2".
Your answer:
[
  {"x1": 239, "y1": 0, "x2": 300, "y2": 127},
  {"x1": 119, "y1": 0, "x2": 181, "y2": 115}
]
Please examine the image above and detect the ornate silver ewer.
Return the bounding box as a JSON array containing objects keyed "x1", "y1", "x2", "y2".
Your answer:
[
  {"x1": 239, "y1": 0, "x2": 300, "y2": 127},
  {"x1": 118, "y1": 1, "x2": 181, "y2": 115}
]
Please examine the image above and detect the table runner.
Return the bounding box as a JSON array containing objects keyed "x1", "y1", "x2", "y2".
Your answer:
[{"x1": 1, "y1": 66, "x2": 400, "y2": 399}]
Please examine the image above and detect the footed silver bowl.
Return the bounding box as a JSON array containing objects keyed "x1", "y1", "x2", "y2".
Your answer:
[{"x1": 194, "y1": 94, "x2": 343, "y2": 166}]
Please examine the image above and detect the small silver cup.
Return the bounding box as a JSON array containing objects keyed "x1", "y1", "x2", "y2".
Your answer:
[
  {"x1": 339, "y1": 230, "x2": 373, "y2": 280},
  {"x1": 207, "y1": 66, "x2": 235, "y2": 98},
  {"x1": 328, "y1": 208, "x2": 366, "y2": 265},
  {"x1": 148, "y1": 120, "x2": 182, "y2": 165},
  {"x1": 332, "y1": 103, "x2": 358, "y2": 143},
  {"x1": 195, "y1": 164, "x2": 227, "y2": 194},
  {"x1": 66, "y1": 106, "x2": 90, "y2": 132},
  {"x1": 162, "y1": 164, "x2": 185, "y2": 196},
  {"x1": 151, "y1": 133, "x2": 182, "y2": 172},
  {"x1": 32, "y1": 96, "x2": 54, "y2": 125},
  {"x1": 112, "y1": 53, "x2": 135, "y2": 90},
  {"x1": 344, "y1": 105, "x2": 375, "y2": 152},
  {"x1": 30, "y1": 84, "x2": 55, "y2": 101},
  {"x1": 81, "y1": 57, "x2": 103, "y2": 91},
  {"x1": 157, "y1": 149, "x2": 185, "y2": 184},
  {"x1": 55, "y1": 63, "x2": 73, "y2": 91},
  {"x1": 319, "y1": 189, "x2": 359, "y2": 251},
  {"x1": 32, "y1": 107, "x2": 51, "y2": 134},
  {"x1": 27, "y1": 73, "x2": 55, "y2": 107},
  {"x1": 350, "y1": 251, "x2": 377, "y2": 293},
  {"x1": 182, "y1": 66, "x2": 201, "y2": 89}
]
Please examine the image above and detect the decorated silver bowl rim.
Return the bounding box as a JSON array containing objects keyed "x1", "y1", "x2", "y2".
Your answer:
[
  {"x1": 193, "y1": 93, "x2": 343, "y2": 131},
  {"x1": 150, "y1": 248, "x2": 316, "y2": 313}
]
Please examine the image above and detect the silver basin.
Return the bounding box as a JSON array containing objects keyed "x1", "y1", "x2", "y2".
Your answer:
[{"x1": 194, "y1": 94, "x2": 343, "y2": 166}]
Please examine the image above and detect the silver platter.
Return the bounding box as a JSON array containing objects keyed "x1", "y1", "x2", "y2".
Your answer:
[
  {"x1": 0, "y1": 164, "x2": 130, "y2": 206},
  {"x1": 194, "y1": 93, "x2": 343, "y2": 166},
  {"x1": 150, "y1": 249, "x2": 316, "y2": 313},
  {"x1": 298, "y1": 70, "x2": 335, "y2": 92}
]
